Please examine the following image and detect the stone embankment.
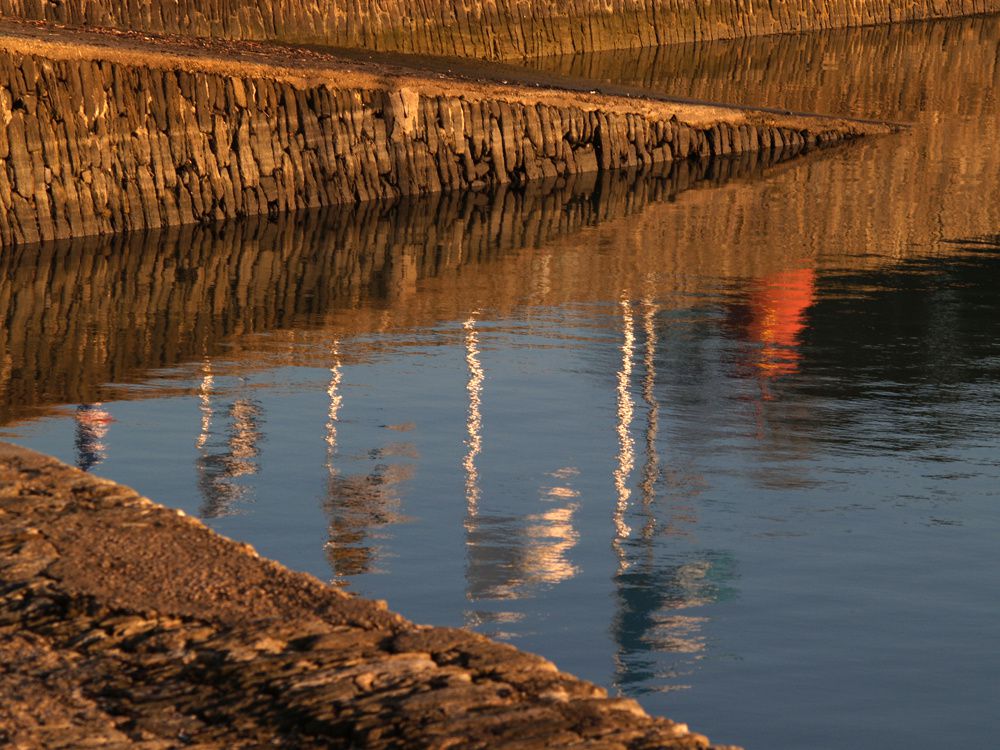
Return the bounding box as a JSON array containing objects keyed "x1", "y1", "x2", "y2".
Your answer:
[
  {"x1": 0, "y1": 20, "x2": 891, "y2": 246},
  {"x1": 1, "y1": 0, "x2": 997, "y2": 59},
  {"x1": 0, "y1": 443, "x2": 738, "y2": 748}
]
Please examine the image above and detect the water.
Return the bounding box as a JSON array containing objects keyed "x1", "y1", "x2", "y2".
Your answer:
[{"x1": 4, "y1": 16, "x2": 1000, "y2": 749}]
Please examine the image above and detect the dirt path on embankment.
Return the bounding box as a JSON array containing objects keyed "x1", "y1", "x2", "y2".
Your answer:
[{"x1": 0, "y1": 443, "x2": 739, "y2": 748}]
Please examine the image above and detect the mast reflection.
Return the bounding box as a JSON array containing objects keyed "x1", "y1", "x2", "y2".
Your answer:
[
  {"x1": 612, "y1": 297, "x2": 637, "y2": 569},
  {"x1": 321, "y1": 344, "x2": 413, "y2": 581},
  {"x1": 195, "y1": 369, "x2": 264, "y2": 518},
  {"x1": 463, "y1": 317, "x2": 581, "y2": 631},
  {"x1": 612, "y1": 552, "x2": 736, "y2": 691},
  {"x1": 196, "y1": 362, "x2": 213, "y2": 450},
  {"x1": 463, "y1": 316, "x2": 484, "y2": 519},
  {"x1": 611, "y1": 294, "x2": 736, "y2": 692},
  {"x1": 324, "y1": 341, "x2": 343, "y2": 468},
  {"x1": 639, "y1": 296, "x2": 660, "y2": 539}
]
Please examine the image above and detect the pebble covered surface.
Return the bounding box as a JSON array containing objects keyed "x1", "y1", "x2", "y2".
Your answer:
[{"x1": 0, "y1": 443, "x2": 741, "y2": 749}]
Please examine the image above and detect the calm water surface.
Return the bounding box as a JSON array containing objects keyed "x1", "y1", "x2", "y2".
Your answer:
[{"x1": 4, "y1": 17, "x2": 1000, "y2": 749}]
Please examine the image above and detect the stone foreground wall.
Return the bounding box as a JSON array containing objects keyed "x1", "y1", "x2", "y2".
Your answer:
[
  {"x1": 2, "y1": 0, "x2": 998, "y2": 59},
  {"x1": 0, "y1": 442, "x2": 738, "y2": 748},
  {"x1": 0, "y1": 35, "x2": 881, "y2": 247}
]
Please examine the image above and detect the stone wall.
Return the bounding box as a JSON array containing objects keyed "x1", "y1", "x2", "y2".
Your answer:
[
  {"x1": 1, "y1": 0, "x2": 998, "y2": 59},
  {"x1": 0, "y1": 33, "x2": 878, "y2": 247}
]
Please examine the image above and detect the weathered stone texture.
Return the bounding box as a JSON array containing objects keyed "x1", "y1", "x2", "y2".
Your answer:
[
  {"x1": 1, "y1": 0, "x2": 998, "y2": 59},
  {"x1": 0, "y1": 38, "x2": 877, "y2": 246},
  {"x1": 0, "y1": 442, "x2": 740, "y2": 748}
]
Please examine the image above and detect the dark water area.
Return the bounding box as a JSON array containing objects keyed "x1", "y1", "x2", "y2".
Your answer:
[{"x1": 4, "y1": 16, "x2": 1000, "y2": 750}]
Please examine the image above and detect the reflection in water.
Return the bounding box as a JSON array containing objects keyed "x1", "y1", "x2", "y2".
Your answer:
[
  {"x1": 612, "y1": 298, "x2": 637, "y2": 566},
  {"x1": 524, "y1": 500, "x2": 580, "y2": 585},
  {"x1": 726, "y1": 268, "x2": 818, "y2": 411},
  {"x1": 639, "y1": 296, "x2": 660, "y2": 537},
  {"x1": 0, "y1": 145, "x2": 820, "y2": 429},
  {"x1": 461, "y1": 319, "x2": 582, "y2": 630},
  {"x1": 196, "y1": 376, "x2": 264, "y2": 518},
  {"x1": 325, "y1": 341, "x2": 343, "y2": 466},
  {"x1": 196, "y1": 363, "x2": 213, "y2": 450},
  {"x1": 464, "y1": 480, "x2": 582, "y2": 631},
  {"x1": 522, "y1": 16, "x2": 1000, "y2": 122},
  {"x1": 74, "y1": 403, "x2": 112, "y2": 472},
  {"x1": 321, "y1": 341, "x2": 347, "y2": 581},
  {"x1": 522, "y1": 16, "x2": 1000, "y2": 270},
  {"x1": 320, "y1": 350, "x2": 415, "y2": 581},
  {"x1": 744, "y1": 268, "x2": 816, "y2": 382},
  {"x1": 788, "y1": 243, "x2": 1000, "y2": 453},
  {"x1": 324, "y1": 460, "x2": 413, "y2": 580},
  {"x1": 463, "y1": 316, "x2": 484, "y2": 518},
  {"x1": 610, "y1": 294, "x2": 731, "y2": 693},
  {"x1": 612, "y1": 552, "x2": 737, "y2": 692}
]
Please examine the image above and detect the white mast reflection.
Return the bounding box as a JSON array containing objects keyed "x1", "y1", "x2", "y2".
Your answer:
[
  {"x1": 461, "y1": 312, "x2": 583, "y2": 630},
  {"x1": 196, "y1": 360, "x2": 213, "y2": 450},
  {"x1": 194, "y1": 365, "x2": 263, "y2": 518},
  {"x1": 612, "y1": 297, "x2": 636, "y2": 569},
  {"x1": 640, "y1": 296, "x2": 660, "y2": 541},
  {"x1": 325, "y1": 340, "x2": 343, "y2": 472},
  {"x1": 463, "y1": 315, "x2": 484, "y2": 520},
  {"x1": 322, "y1": 339, "x2": 345, "y2": 584}
]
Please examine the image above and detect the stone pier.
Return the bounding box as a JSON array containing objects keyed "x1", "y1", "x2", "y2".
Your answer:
[
  {"x1": 0, "y1": 20, "x2": 893, "y2": 246},
  {"x1": 0, "y1": 443, "x2": 739, "y2": 749}
]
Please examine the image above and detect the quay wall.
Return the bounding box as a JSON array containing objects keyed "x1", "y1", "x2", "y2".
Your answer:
[
  {"x1": 1, "y1": 0, "x2": 999, "y2": 59},
  {"x1": 0, "y1": 32, "x2": 882, "y2": 247}
]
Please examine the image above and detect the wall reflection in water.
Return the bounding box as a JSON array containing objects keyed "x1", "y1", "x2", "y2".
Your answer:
[{"x1": 0, "y1": 147, "x2": 801, "y2": 429}]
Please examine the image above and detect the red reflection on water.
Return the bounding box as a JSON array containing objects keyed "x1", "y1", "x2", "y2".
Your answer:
[{"x1": 745, "y1": 267, "x2": 816, "y2": 382}]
